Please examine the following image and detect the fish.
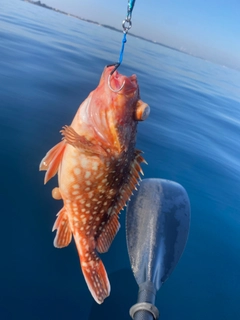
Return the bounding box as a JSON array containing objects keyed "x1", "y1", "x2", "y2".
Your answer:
[{"x1": 39, "y1": 65, "x2": 150, "y2": 304}]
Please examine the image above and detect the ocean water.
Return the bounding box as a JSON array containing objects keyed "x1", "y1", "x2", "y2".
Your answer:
[{"x1": 1, "y1": 1, "x2": 240, "y2": 319}]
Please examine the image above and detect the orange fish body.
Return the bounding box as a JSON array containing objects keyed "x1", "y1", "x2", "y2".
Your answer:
[{"x1": 40, "y1": 66, "x2": 150, "y2": 304}]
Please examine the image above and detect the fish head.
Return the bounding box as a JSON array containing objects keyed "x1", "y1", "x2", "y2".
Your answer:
[{"x1": 77, "y1": 66, "x2": 150, "y2": 155}]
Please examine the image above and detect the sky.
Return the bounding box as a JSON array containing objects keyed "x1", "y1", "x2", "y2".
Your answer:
[{"x1": 42, "y1": 0, "x2": 240, "y2": 70}]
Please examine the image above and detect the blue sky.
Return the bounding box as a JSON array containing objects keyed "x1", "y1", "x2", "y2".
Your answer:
[{"x1": 43, "y1": 0, "x2": 240, "y2": 70}]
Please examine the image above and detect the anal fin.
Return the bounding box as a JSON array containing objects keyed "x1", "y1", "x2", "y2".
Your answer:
[
  {"x1": 96, "y1": 214, "x2": 120, "y2": 253},
  {"x1": 52, "y1": 208, "x2": 72, "y2": 248}
]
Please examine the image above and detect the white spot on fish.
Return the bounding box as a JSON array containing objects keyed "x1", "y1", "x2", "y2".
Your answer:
[
  {"x1": 85, "y1": 171, "x2": 91, "y2": 179},
  {"x1": 92, "y1": 161, "x2": 99, "y2": 171},
  {"x1": 74, "y1": 168, "x2": 81, "y2": 175},
  {"x1": 85, "y1": 187, "x2": 90, "y2": 192},
  {"x1": 72, "y1": 190, "x2": 79, "y2": 195},
  {"x1": 88, "y1": 192, "x2": 94, "y2": 199},
  {"x1": 86, "y1": 180, "x2": 91, "y2": 186},
  {"x1": 73, "y1": 184, "x2": 80, "y2": 189},
  {"x1": 81, "y1": 158, "x2": 88, "y2": 168},
  {"x1": 96, "y1": 173, "x2": 104, "y2": 180}
]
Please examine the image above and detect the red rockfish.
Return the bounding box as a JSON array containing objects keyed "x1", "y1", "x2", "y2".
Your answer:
[{"x1": 39, "y1": 66, "x2": 150, "y2": 304}]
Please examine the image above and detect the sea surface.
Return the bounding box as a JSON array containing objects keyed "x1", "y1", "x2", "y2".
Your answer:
[{"x1": 1, "y1": 1, "x2": 240, "y2": 319}]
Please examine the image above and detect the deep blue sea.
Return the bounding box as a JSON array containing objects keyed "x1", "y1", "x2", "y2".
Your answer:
[{"x1": 1, "y1": 1, "x2": 240, "y2": 319}]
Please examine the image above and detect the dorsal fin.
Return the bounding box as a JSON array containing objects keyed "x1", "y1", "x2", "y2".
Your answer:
[
  {"x1": 52, "y1": 207, "x2": 72, "y2": 248},
  {"x1": 96, "y1": 214, "x2": 120, "y2": 253},
  {"x1": 96, "y1": 149, "x2": 146, "y2": 253},
  {"x1": 39, "y1": 141, "x2": 66, "y2": 184},
  {"x1": 111, "y1": 149, "x2": 146, "y2": 214}
]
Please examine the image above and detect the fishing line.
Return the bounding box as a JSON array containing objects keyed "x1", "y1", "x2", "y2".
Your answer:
[{"x1": 107, "y1": 0, "x2": 136, "y2": 75}]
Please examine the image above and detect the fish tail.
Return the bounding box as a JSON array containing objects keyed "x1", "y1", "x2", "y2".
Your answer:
[{"x1": 80, "y1": 250, "x2": 110, "y2": 304}]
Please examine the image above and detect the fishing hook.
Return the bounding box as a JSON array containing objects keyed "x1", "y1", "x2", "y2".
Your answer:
[
  {"x1": 108, "y1": 74, "x2": 125, "y2": 93},
  {"x1": 107, "y1": 63, "x2": 125, "y2": 93}
]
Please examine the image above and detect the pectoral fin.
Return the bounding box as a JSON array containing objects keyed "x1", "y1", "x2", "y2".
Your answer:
[
  {"x1": 60, "y1": 125, "x2": 107, "y2": 156},
  {"x1": 39, "y1": 141, "x2": 66, "y2": 184}
]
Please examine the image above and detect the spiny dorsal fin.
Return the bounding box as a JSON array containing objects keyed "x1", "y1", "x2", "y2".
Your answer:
[
  {"x1": 112, "y1": 149, "x2": 146, "y2": 214},
  {"x1": 96, "y1": 150, "x2": 146, "y2": 253},
  {"x1": 96, "y1": 214, "x2": 120, "y2": 253},
  {"x1": 52, "y1": 208, "x2": 72, "y2": 248},
  {"x1": 39, "y1": 141, "x2": 66, "y2": 184}
]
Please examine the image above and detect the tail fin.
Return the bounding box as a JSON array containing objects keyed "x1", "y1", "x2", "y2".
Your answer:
[{"x1": 80, "y1": 250, "x2": 110, "y2": 304}]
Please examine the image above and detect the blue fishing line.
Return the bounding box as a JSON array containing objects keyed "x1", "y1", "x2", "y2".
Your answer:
[
  {"x1": 118, "y1": 33, "x2": 127, "y2": 65},
  {"x1": 108, "y1": 0, "x2": 136, "y2": 74}
]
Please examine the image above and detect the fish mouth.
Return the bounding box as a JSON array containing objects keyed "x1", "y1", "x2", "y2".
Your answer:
[{"x1": 105, "y1": 66, "x2": 138, "y2": 95}]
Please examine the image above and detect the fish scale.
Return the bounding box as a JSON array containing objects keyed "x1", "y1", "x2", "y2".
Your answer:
[{"x1": 40, "y1": 66, "x2": 150, "y2": 304}]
